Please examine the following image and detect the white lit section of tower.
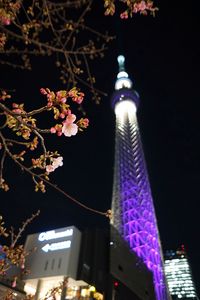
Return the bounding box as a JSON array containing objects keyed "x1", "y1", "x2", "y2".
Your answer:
[{"x1": 111, "y1": 55, "x2": 169, "y2": 300}]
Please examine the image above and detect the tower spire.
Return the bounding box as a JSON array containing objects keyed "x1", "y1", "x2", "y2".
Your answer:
[
  {"x1": 114, "y1": 55, "x2": 133, "y2": 91},
  {"x1": 117, "y1": 55, "x2": 125, "y2": 72}
]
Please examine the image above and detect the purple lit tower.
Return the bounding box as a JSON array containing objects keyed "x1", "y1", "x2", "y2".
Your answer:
[{"x1": 111, "y1": 55, "x2": 169, "y2": 300}]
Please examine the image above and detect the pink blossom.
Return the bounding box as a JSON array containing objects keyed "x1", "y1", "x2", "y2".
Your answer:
[
  {"x1": 56, "y1": 91, "x2": 62, "y2": 97},
  {"x1": 57, "y1": 131, "x2": 63, "y2": 136},
  {"x1": 40, "y1": 88, "x2": 47, "y2": 95},
  {"x1": 68, "y1": 89, "x2": 84, "y2": 104},
  {"x1": 73, "y1": 95, "x2": 84, "y2": 104},
  {"x1": 50, "y1": 127, "x2": 56, "y2": 134},
  {"x1": 59, "y1": 113, "x2": 65, "y2": 119},
  {"x1": 12, "y1": 278, "x2": 17, "y2": 288},
  {"x1": 65, "y1": 114, "x2": 76, "y2": 124},
  {"x1": 56, "y1": 91, "x2": 67, "y2": 103},
  {"x1": 82, "y1": 118, "x2": 89, "y2": 127},
  {"x1": 62, "y1": 114, "x2": 78, "y2": 137},
  {"x1": 47, "y1": 101, "x2": 53, "y2": 107},
  {"x1": 46, "y1": 165, "x2": 55, "y2": 173},
  {"x1": 62, "y1": 123, "x2": 78, "y2": 137},
  {"x1": 0, "y1": 16, "x2": 11, "y2": 26},
  {"x1": 63, "y1": 109, "x2": 71, "y2": 115},
  {"x1": 46, "y1": 156, "x2": 63, "y2": 173},
  {"x1": 138, "y1": 1, "x2": 147, "y2": 11},
  {"x1": 52, "y1": 156, "x2": 63, "y2": 169},
  {"x1": 120, "y1": 11, "x2": 128, "y2": 19},
  {"x1": 12, "y1": 108, "x2": 22, "y2": 114}
]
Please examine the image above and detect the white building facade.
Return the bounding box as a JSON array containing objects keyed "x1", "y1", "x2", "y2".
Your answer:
[{"x1": 23, "y1": 226, "x2": 102, "y2": 300}]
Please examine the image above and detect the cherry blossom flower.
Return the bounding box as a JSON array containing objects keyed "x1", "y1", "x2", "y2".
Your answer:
[
  {"x1": 77, "y1": 118, "x2": 89, "y2": 129},
  {"x1": 65, "y1": 114, "x2": 76, "y2": 124},
  {"x1": 40, "y1": 88, "x2": 47, "y2": 95},
  {"x1": 56, "y1": 91, "x2": 67, "y2": 103},
  {"x1": 46, "y1": 156, "x2": 63, "y2": 173},
  {"x1": 59, "y1": 113, "x2": 65, "y2": 119},
  {"x1": 52, "y1": 156, "x2": 63, "y2": 169},
  {"x1": 82, "y1": 118, "x2": 89, "y2": 127},
  {"x1": 62, "y1": 122, "x2": 78, "y2": 137},
  {"x1": 50, "y1": 127, "x2": 56, "y2": 134},
  {"x1": 68, "y1": 88, "x2": 84, "y2": 104},
  {"x1": 0, "y1": 15, "x2": 11, "y2": 26},
  {"x1": 120, "y1": 11, "x2": 128, "y2": 19},
  {"x1": 12, "y1": 277, "x2": 17, "y2": 288},
  {"x1": 62, "y1": 114, "x2": 78, "y2": 137},
  {"x1": 46, "y1": 164, "x2": 55, "y2": 173}
]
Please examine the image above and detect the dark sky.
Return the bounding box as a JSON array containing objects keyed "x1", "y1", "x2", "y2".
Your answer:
[{"x1": 1, "y1": 0, "x2": 200, "y2": 296}]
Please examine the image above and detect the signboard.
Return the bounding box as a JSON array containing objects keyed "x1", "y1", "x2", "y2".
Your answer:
[
  {"x1": 38, "y1": 229, "x2": 73, "y2": 242},
  {"x1": 23, "y1": 226, "x2": 81, "y2": 279}
]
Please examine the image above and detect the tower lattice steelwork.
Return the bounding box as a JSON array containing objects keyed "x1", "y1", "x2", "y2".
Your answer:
[{"x1": 111, "y1": 55, "x2": 169, "y2": 300}]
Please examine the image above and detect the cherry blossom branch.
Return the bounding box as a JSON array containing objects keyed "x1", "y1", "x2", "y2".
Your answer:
[
  {"x1": 0, "y1": 131, "x2": 110, "y2": 218},
  {"x1": 103, "y1": 0, "x2": 158, "y2": 18},
  {"x1": 0, "y1": 89, "x2": 111, "y2": 218},
  {"x1": 0, "y1": 211, "x2": 40, "y2": 284},
  {"x1": 0, "y1": 148, "x2": 6, "y2": 184},
  {"x1": 10, "y1": 210, "x2": 40, "y2": 248},
  {"x1": 0, "y1": 0, "x2": 113, "y2": 102}
]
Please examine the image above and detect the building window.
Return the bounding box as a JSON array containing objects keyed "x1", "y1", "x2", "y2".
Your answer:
[
  {"x1": 44, "y1": 260, "x2": 48, "y2": 271},
  {"x1": 58, "y1": 258, "x2": 62, "y2": 269},
  {"x1": 51, "y1": 259, "x2": 55, "y2": 270}
]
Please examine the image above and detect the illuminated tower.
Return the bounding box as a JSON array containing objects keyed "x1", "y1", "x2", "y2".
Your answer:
[
  {"x1": 111, "y1": 55, "x2": 169, "y2": 300},
  {"x1": 164, "y1": 246, "x2": 198, "y2": 299}
]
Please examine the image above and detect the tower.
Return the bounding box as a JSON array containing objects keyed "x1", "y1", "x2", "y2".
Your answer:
[
  {"x1": 164, "y1": 246, "x2": 198, "y2": 299},
  {"x1": 111, "y1": 55, "x2": 169, "y2": 300}
]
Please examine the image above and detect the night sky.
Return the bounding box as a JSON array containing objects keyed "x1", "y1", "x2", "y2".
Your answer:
[{"x1": 1, "y1": 0, "x2": 200, "y2": 296}]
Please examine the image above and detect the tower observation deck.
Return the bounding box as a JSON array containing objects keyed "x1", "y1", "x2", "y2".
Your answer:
[{"x1": 111, "y1": 55, "x2": 169, "y2": 300}]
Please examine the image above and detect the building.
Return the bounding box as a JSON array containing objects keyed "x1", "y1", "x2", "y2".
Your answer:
[
  {"x1": 22, "y1": 225, "x2": 156, "y2": 300},
  {"x1": 109, "y1": 225, "x2": 156, "y2": 300},
  {"x1": 23, "y1": 226, "x2": 106, "y2": 300},
  {"x1": 164, "y1": 246, "x2": 198, "y2": 299},
  {"x1": 110, "y1": 55, "x2": 169, "y2": 300}
]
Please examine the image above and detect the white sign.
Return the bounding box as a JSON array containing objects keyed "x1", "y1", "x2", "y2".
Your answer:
[
  {"x1": 42, "y1": 240, "x2": 71, "y2": 252},
  {"x1": 38, "y1": 228, "x2": 73, "y2": 242}
]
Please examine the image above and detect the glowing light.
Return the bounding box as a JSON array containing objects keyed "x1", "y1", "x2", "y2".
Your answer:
[
  {"x1": 115, "y1": 78, "x2": 132, "y2": 90},
  {"x1": 114, "y1": 281, "x2": 119, "y2": 288},
  {"x1": 24, "y1": 283, "x2": 36, "y2": 295},
  {"x1": 38, "y1": 228, "x2": 73, "y2": 241},
  {"x1": 117, "y1": 71, "x2": 128, "y2": 79},
  {"x1": 89, "y1": 286, "x2": 96, "y2": 292},
  {"x1": 114, "y1": 100, "x2": 137, "y2": 116},
  {"x1": 41, "y1": 240, "x2": 71, "y2": 252},
  {"x1": 164, "y1": 251, "x2": 197, "y2": 299},
  {"x1": 81, "y1": 289, "x2": 87, "y2": 297},
  {"x1": 117, "y1": 55, "x2": 125, "y2": 66}
]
